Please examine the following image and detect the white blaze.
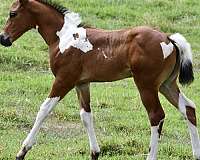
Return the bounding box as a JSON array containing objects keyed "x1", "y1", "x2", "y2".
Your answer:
[
  {"x1": 160, "y1": 42, "x2": 174, "y2": 59},
  {"x1": 56, "y1": 12, "x2": 93, "y2": 53}
]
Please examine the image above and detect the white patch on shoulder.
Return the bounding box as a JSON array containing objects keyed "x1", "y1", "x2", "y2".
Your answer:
[
  {"x1": 56, "y1": 12, "x2": 93, "y2": 54},
  {"x1": 160, "y1": 42, "x2": 174, "y2": 59}
]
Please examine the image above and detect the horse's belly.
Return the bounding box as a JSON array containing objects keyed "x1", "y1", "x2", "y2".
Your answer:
[
  {"x1": 92, "y1": 67, "x2": 132, "y2": 82},
  {"x1": 79, "y1": 66, "x2": 132, "y2": 83}
]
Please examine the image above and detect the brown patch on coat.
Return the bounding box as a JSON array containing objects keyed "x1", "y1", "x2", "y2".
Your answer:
[{"x1": 186, "y1": 106, "x2": 197, "y2": 126}]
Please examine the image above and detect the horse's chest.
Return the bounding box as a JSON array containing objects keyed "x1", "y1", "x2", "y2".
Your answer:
[{"x1": 49, "y1": 52, "x2": 81, "y2": 76}]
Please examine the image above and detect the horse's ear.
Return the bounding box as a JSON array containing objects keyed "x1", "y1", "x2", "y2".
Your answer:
[{"x1": 19, "y1": 0, "x2": 28, "y2": 5}]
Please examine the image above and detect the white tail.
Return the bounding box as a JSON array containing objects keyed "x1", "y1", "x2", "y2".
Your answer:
[{"x1": 169, "y1": 33, "x2": 194, "y2": 85}]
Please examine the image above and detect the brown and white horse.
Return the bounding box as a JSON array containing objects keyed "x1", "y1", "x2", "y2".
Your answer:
[{"x1": 0, "y1": 0, "x2": 199, "y2": 160}]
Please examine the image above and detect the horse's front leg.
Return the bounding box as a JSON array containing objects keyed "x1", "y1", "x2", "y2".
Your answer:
[
  {"x1": 16, "y1": 78, "x2": 74, "y2": 160},
  {"x1": 16, "y1": 97, "x2": 60, "y2": 160},
  {"x1": 76, "y1": 83, "x2": 100, "y2": 160}
]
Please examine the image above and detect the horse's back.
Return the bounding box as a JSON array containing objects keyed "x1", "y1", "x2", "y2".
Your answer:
[{"x1": 78, "y1": 26, "x2": 176, "y2": 85}]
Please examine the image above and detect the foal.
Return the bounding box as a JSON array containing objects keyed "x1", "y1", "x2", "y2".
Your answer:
[{"x1": 0, "y1": 0, "x2": 200, "y2": 160}]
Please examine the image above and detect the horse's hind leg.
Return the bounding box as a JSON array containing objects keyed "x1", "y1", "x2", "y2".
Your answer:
[
  {"x1": 135, "y1": 83, "x2": 165, "y2": 160},
  {"x1": 76, "y1": 83, "x2": 100, "y2": 160},
  {"x1": 160, "y1": 81, "x2": 200, "y2": 159}
]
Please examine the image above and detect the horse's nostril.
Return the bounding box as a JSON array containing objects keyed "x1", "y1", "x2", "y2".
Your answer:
[{"x1": 0, "y1": 33, "x2": 12, "y2": 47}]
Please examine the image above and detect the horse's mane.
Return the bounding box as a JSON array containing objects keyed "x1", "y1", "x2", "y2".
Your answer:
[
  {"x1": 37, "y1": 0, "x2": 69, "y2": 15},
  {"x1": 36, "y1": 0, "x2": 91, "y2": 28}
]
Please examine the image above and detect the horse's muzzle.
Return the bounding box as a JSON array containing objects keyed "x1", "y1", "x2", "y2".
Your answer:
[{"x1": 0, "y1": 32, "x2": 12, "y2": 47}]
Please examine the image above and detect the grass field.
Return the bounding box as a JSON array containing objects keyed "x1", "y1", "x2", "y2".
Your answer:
[{"x1": 1, "y1": 0, "x2": 200, "y2": 159}]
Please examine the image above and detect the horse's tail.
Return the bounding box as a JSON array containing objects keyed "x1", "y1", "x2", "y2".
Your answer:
[{"x1": 169, "y1": 33, "x2": 194, "y2": 85}]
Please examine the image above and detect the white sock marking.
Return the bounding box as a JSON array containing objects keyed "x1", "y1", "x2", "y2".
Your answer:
[
  {"x1": 187, "y1": 121, "x2": 200, "y2": 159},
  {"x1": 80, "y1": 109, "x2": 100, "y2": 153},
  {"x1": 21, "y1": 97, "x2": 60, "y2": 150},
  {"x1": 56, "y1": 12, "x2": 93, "y2": 54},
  {"x1": 178, "y1": 93, "x2": 195, "y2": 116},
  {"x1": 160, "y1": 42, "x2": 174, "y2": 59},
  {"x1": 178, "y1": 93, "x2": 200, "y2": 158},
  {"x1": 147, "y1": 119, "x2": 164, "y2": 160}
]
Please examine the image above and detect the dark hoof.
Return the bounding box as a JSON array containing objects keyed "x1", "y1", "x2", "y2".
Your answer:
[
  {"x1": 16, "y1": 156, "x2": 25, "y2": 160},
  {"x1": 16, "y1": 147, "x2": 28, "y2": 160},
  {"x1": 91, "y1": 152, "x2": 100, "y2": 160}
]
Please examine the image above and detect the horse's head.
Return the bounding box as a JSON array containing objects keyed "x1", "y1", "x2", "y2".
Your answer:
[{"x1": 0, "y1": 0, "x2": 36, "y2": 47}]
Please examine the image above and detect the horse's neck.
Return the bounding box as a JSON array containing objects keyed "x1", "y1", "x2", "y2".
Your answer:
[
  {"x1": 34, "y1": 8, "x2": 64, "y2": 46},
  {"x1": 37, "y1": 19, "x2": 63, "y2": 46}
]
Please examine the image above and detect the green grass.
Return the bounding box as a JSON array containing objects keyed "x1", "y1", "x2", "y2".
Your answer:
[{"x1": 1, "y1": 0, "x2": 200, "y2": 159}]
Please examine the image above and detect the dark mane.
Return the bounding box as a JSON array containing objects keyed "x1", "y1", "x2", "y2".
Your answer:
[
  {"x1": 37, "y1": 0, "x2": 69, "y2": 15},
  {"x1": 37, "y1": 0, "x2": 91, "y2": 28}
]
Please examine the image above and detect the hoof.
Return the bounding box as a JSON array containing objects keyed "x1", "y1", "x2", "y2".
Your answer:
[
  {"x1": 91, "y1": 151, "x2": 100, "y2": 160},
  {"x1": 16, "y1": 147, "x2": 28, "y2": 160},
  {"x1": 16, "y1": 152, "x2": 26, "y2": 160},
  {"x1": 16, "y1": 156, "x2": 25, "y2": 160}
]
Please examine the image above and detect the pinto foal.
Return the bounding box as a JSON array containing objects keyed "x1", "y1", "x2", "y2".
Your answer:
[{"x1": 0, "y1": 0, "x2": 200, "y2": 160}]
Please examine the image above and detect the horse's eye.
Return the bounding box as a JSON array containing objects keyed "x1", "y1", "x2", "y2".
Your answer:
[{"x1": 9, "y1": 11, "x2": 17, "y2": 18}]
